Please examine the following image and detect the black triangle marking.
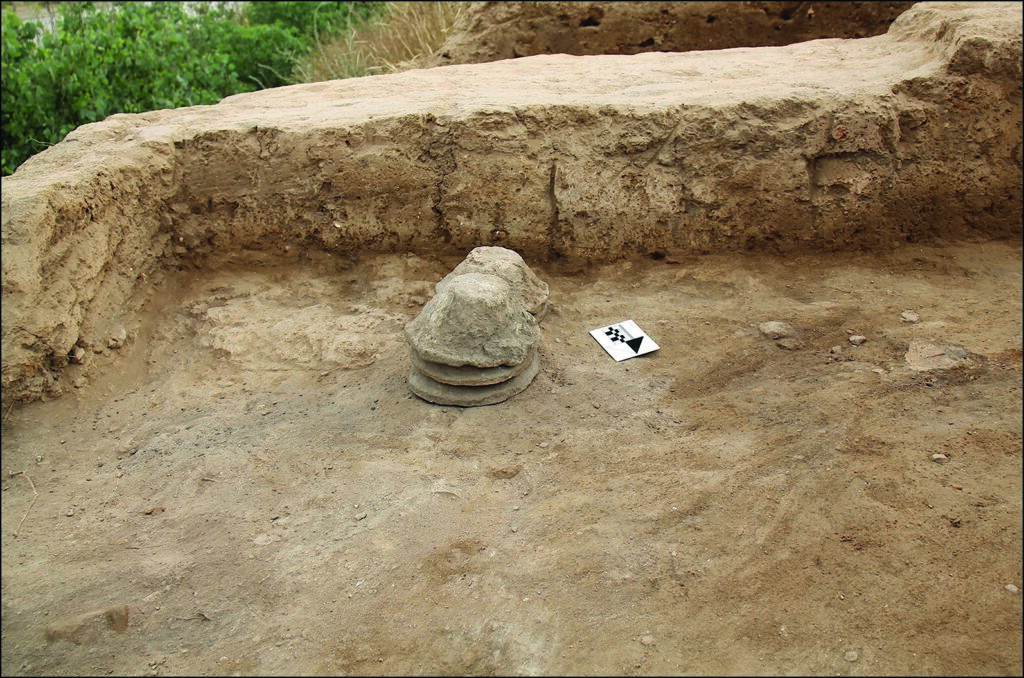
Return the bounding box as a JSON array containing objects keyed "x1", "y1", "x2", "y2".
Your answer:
[{"x1": 626, "y1": 336, "x2": 644, "y2": 353}]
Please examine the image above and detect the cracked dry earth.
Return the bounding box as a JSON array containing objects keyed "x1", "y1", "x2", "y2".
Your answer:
[{"x1": 1, "y1": 237, "x2": 1022, "y2": 676}]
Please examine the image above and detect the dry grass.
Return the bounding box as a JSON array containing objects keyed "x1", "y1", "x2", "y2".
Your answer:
[{"x1": 293, "y1": 1, "x2": 469, "y2": 83}]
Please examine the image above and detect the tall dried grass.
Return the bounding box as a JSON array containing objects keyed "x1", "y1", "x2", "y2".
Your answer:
[{"x1": 293, "y1": 1, "x2": 468, "y2": 83}]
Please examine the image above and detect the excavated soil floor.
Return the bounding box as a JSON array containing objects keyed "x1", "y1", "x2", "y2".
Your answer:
[{"x1": 1, "y1": 236, "x2": 1022, "y2": 676}]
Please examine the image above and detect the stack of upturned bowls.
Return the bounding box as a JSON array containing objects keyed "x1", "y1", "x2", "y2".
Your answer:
[{"x1": 405, "y1": 247, "x2": 549, "y2": 407}]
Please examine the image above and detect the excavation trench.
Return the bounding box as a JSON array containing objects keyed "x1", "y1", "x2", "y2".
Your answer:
[
  {"x1": 1, "y1": 2, "x2": 1021, "y2": 406},
  {"x1": 0, "y1": 5, "x2": 1021, "y2": 677}
]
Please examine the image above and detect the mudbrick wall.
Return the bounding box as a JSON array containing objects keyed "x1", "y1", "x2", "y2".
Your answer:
[{"x1": 1, "y1": 1, "x2": 1021, "y2": 406}]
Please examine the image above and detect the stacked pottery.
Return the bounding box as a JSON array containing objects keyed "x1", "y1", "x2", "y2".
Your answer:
[{"x1": 405, "y1": 247, "x2": 549, "y2": 406}]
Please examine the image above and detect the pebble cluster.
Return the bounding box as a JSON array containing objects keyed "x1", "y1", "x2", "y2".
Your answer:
[{"x1": 405, "y1": 247, "x2": 549, "y2": 406}]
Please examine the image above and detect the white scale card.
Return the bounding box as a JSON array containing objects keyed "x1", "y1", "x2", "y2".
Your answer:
[{"x1": 590, "y1": 320, "x2": 660, "y2": 362}]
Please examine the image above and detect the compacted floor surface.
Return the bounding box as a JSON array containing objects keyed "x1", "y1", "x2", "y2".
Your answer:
[{"x1": 1, "y1": 237, "x2": 1021, "y2": 676}]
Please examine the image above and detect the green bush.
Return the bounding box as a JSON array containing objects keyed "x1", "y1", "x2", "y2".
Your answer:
[
  {"x1": 1, "y1": 1, "x2": 378, "y2": 176},
  {"x1": 242, "y1": 1, "x2": 380, "y2": 47}
]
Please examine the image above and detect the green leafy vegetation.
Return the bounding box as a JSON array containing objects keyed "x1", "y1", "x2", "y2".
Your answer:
[
  {"x1": 243, "y1": 0, "x2": 378, "y2": 48},
  {"x1": 1, "y1": 1, "x2": 382, "y2": 176}
]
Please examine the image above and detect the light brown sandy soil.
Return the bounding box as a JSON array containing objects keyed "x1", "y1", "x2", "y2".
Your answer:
[
  {"x1": 424, "y1": 1, "x2": 916, "y2": 67},
  {"x1": 1, "y1": 236, "x2": 1021, "y2": 676},
  {"x1": 1, "y1": 2, "x2": 1021, "y2": 675}
]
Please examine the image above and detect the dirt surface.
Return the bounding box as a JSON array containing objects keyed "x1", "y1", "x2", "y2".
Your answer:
[{"x1": 1, "y1": 237, "x2": 1021, "y2": 676}]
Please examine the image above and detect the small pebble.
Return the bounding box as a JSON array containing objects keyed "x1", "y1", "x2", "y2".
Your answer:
[
  {"x1": 844, "y1": 650, "x2": 859, "y2": 662},
  {"x1": 355, "y1": 512, "x2": 367, "y2": 521},
  {"x1": 776, "y1": 337, "x2": 802, "y2": 350},
  {"x1": 640, "y1": 635, "x2": 655, "y2": 646},
  {"x1": 931, "y1": 453, "x2": 949, "y2": 463},
  {"x1": 1006, "y1": 584, "x2": 1019, "y2": 593},
  {"x1": 758, "y1": 321, "x2": 795, "y2": 339},
  {"x1": 901, "y1": 310, "x2": 920, "y2": 323},
  {"x1": 849, "y1": 335, "x2": 867, "y2": 346}
]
